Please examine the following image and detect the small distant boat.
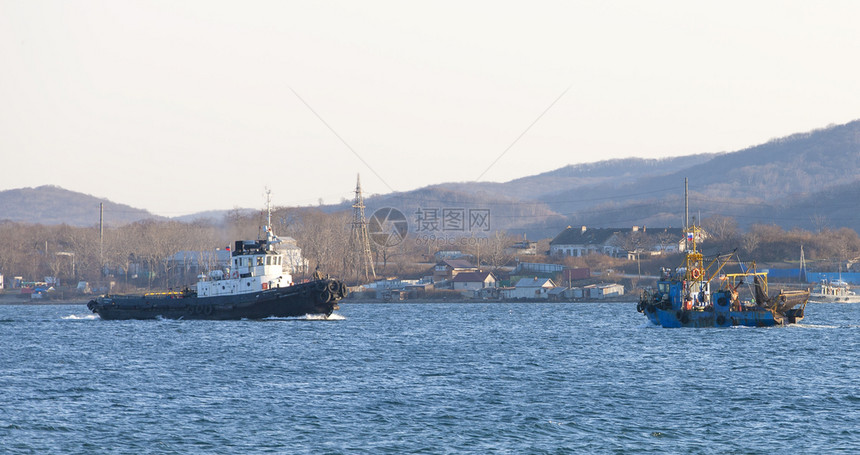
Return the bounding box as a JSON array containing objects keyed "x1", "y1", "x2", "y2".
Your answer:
[
  {"x1": 87, "y1": 194, "x2": 346, "y2": 320},
  {"x1": 810, "y1": 279, "x2": 860, "y2": 303},
  {"x1": 636, "y1": 179, "x2": 809, "y2": 327}
]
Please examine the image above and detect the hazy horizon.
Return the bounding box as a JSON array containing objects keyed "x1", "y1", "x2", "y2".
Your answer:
[{"x1": 3, "y1": 1, "x2": 859, "y2": 216}]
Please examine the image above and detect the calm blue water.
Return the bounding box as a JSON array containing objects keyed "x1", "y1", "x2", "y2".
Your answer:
[{"x1": 1, "y1": 302, "x2": 858, "y2": 454}]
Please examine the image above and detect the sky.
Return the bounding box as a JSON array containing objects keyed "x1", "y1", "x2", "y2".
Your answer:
[{"x1": 2, "y1": 1, "x2": 859, "y2": 217}]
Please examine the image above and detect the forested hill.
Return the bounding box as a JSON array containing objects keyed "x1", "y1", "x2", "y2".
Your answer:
[
  {"x1": 2, "y1": 119, "x2": 859, "y2": 235},
  {"x1": 0, "y1": 185, "x2": 156, "y2": 226},
  {"x1": 357, "y1": 119, "x2": 860, "y2": 236},
  {"x1": 534, "y1": 120, "x2": 860, "y2": 232},
  {"x1": 437, "y1": 154, "x2": 717, "y2": 200}
]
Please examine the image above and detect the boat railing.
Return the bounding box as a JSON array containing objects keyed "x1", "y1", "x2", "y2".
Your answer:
[{"x1": 144, "y1": 291, "x2": 184, "y2": 297}]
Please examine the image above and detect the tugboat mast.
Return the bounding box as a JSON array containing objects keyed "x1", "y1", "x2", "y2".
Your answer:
[
  {"x1": 263, "y1": 188, "x2": 280, "y2": 251},
  {"x1": 266, "y1": 188, "x2": 272, "y2": 228}
]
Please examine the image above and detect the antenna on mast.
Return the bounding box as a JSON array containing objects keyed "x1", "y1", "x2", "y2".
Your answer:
[
  {"x1": 263, "y1": 188, "x2": 280, "y2": 249},
  {"x1": 265, "y1": 187, "x2": 273, "y2": 228}
]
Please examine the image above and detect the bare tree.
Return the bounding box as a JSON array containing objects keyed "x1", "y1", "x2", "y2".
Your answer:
[
  {"x1": 612, "y1": 230, "x2": 648, "y2": 259},
  {"x1": 653, "y1": 229, "x2": 678, "y2": 254},
  {"x1": 461, "y1": 233, "x2": 486, "y2": 267},
  {"x1": 64, "y1": 224, "x2": 100, "y2": 282},
  {"x1": 292, "y1": 210, "x2": 351, "y2": 280},
  {"x1": 485, "y1": 231, "x2": 516, "y2": 270},
  {"x1": 702, "y1": 215, "x2": 739, "y2": 242},
  {"x1": 611, "y1": 230, "x2": 649, "y2": 279},
  {"x1": 810, "y1": 214, "x2": 830, "y2": 234},
  {"x1": 742, "y1": 230, "x2": 761, "y2": 256}
]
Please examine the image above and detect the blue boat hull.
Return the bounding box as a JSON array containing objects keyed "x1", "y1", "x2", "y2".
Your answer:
[{"x1": 645, "y1": 306, "x2": 785, "y2": 328}]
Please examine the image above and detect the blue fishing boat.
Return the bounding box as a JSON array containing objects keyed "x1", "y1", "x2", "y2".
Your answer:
[{"x1": 637, "y1": 180, "x2": 809, "y2": 328}]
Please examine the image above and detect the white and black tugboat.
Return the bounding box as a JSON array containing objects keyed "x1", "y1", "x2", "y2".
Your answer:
[{"x1": 87, "y1": 197, "x2": 347, "y2": 320}]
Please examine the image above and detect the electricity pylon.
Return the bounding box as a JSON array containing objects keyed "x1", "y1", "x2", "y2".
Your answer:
[{"x1": 350, "y1": 174, "x2": 376, "y2": 282}]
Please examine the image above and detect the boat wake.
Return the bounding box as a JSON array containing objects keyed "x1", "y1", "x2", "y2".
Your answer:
[
  {"x1": 260, "y1": 313, "x2": 346, "y2": 321},
  {"x1": 62, "y1": 314, "x2": 99, "y2": 320},
  {"x1": 789, "y1": 323, "x2": 840, "y2": 329},
  {"x1": 306, "y1": 313, "x2": 345, "y2": 321},
  {"x1": 638, "y1": 320, "x2": 660, "y2": 329}
]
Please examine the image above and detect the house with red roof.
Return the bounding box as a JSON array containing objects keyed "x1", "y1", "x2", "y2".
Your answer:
[{"x1": 433, "y1": 259, "x2": 478, "y2": 282}]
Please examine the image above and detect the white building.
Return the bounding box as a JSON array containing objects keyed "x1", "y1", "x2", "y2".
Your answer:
[
  {"x1": 582, "y1": 283, "x2": 625, "y2": 299},
  {"x1": 550, "y1": 226, "x2": 688, "y2": 257},
  {"x1": 502, "y1": 277, "x2": 556, "y2": 299},
  {"x1": 596, "y1": 283, "x2": 625, "y2": 299},
  {"x1": 275, "y1": 236, "x2": 308, "y2": 274},
  {"x1": 452, "y1": 271, "x2": 497, "y2": 294}
]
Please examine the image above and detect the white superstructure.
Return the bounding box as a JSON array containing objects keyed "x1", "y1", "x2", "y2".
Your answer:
[
  {"x1": 811, "y1": 279, "x2": 860, "y2": 303},
  {"x1": 196, "y1": 192, "x2": 294, "y2": 298}
]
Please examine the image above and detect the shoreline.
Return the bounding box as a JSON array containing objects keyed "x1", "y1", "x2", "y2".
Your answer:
[
  {"x1": 0, "y1": 294, "x2": 88, "y2": 305},
  {"x1": 343, "y1": 297, "x2": 635, "y2": 304},
  {"x1": 0, "y1": 298, "x2": 840, "y2": 306},
  {"x1": 0, "y1": 299, "x2": 90, "y2": 305},
  {"x1": 0, "y1": 297, "x2": 635, "y2": 305}
]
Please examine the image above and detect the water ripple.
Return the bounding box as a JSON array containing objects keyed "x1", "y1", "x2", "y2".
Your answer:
[{"x1": 0, "y1": 302, "x2": 858, "y2": 453}]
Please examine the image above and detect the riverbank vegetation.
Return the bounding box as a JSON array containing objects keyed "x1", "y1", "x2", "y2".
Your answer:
[{"x1": 1, "y1": 211, "x2": 858, "y2": 293}]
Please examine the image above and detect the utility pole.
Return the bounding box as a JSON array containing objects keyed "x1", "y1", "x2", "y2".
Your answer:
[
  {"x1": 99, "y1": 202, "x2": 104, "y2": 273},
  {"x1": 684, "y1": 177, "x2": 689, "y2": 252},
  {"x1": 350, "y1": 174, "x2": 376, "y2": 282}
]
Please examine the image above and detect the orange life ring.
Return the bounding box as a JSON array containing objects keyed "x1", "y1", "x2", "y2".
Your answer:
[
  {"x1": 232, "y1": 271, "x2": 239, "y2": 279},
  {"x1": 691, "y1": 268, "x2": 701, "y2": 280}
]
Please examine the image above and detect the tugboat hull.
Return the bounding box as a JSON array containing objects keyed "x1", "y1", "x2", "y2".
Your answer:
[{"x1": 87, "y1": 279, "x2": 345, "y2": 321}]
